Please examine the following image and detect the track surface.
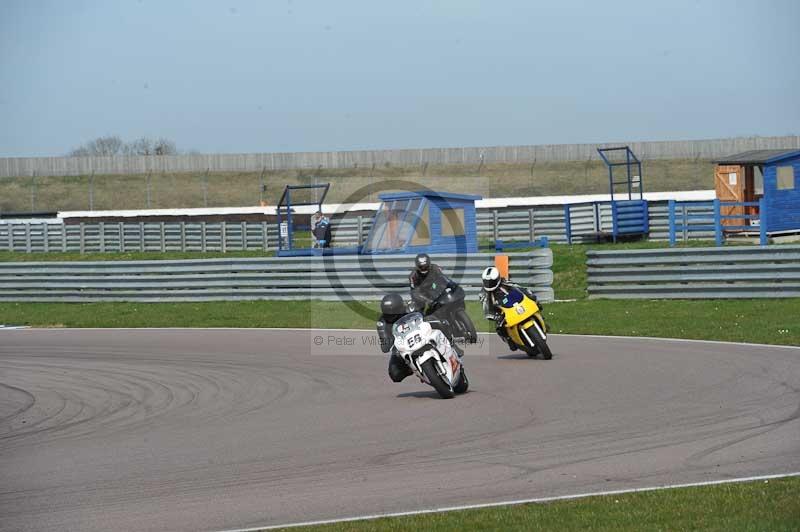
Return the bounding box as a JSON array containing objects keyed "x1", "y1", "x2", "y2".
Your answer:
[{"x1": 1, "y1": 329, "x2": 798, "y2": 532}]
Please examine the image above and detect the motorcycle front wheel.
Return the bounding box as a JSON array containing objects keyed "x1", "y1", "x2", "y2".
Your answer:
[
  {"x1": 453, "y1": 366, "x2": 469, "y2": 394},
  {"x1": 521, "y1": 320, "x2": 552, "y2": 360},
  {"x1": 421, "y1": 358, "x2": 455, "y2": 399}
]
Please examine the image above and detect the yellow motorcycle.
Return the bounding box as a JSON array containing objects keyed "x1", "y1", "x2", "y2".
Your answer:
[{"x1": 496, "y1": 287, "x2": 552, "y2": 359}]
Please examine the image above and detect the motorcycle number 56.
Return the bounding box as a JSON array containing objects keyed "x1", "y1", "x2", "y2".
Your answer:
[{"x1": 407, "y1": 333, "x2": 423, "y2": 348}]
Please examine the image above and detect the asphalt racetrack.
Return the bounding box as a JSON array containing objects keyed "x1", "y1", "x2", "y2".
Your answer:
[{"x1": 1, "y1": 329, "x2": 799, "y2": 532}]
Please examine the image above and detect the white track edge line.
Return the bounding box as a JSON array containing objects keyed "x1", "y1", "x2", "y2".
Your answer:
[
  {"x1": 6, "y1": 327, "x2": 799, "y2": 350},
  {"x1": 217, "y1": 472, "x2": 800, "y2": 532}
]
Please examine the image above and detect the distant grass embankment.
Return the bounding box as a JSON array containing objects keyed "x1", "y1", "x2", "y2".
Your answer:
[{"x1": 0, "y1": 159, "x2": 714, "y2": 212}]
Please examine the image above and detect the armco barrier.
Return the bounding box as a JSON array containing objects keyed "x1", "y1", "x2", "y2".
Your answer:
[
  {"x1": 0, "y1": 251, "x2": 554, "y2": 303},
  {"x1": 587, "y1": 245, "x2": 800, "y2": 299}
]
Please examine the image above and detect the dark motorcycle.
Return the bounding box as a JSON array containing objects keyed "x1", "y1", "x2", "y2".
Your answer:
[{"x1": 410, "y1": 272, "x2": 478, "y2": 344}]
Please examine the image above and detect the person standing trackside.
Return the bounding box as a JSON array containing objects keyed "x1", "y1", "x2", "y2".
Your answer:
[{"x1": 311, "y1": 210, "x2": 331, "y2": 248}]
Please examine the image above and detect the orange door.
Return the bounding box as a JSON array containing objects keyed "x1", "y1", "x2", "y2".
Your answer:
[{"x1": 715, "y1": 164, "x2": 744, "y2": 228}]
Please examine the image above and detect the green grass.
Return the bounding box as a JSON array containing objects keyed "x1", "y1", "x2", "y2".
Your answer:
[
  {"x1": 2, "y1": 298, "x2": 798, "y2": 346},
  {"x1": 542, "y1": 299, "x2": 800, "y2": 345},
  {"x1": 267, "y1": 476, "x2": 800, "y2": 532},
  {"x1": 0, "y1": 158, "x2": 714, "y2": 212}
]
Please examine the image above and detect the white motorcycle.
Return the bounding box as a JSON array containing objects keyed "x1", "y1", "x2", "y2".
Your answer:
[{"x1": 392, "y1": 312, "x2": 469, "y2": 399}]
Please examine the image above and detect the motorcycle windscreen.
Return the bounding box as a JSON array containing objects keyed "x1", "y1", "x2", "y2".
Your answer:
[
  {"x1": 392, "y1": 312, "x2": 424, "y2": 340},
  {"x1": 497, "y1": 288, "x2": 525, "y2": 308}
]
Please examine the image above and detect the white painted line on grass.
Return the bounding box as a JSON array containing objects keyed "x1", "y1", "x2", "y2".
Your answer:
[{"x1": 217, "y1": 471, "x2": 800, "y2": 532}]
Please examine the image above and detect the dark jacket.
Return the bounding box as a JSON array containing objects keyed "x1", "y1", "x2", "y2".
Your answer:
[{"x1": 409, "y1": 264, "x2": 447, "y2": 290}]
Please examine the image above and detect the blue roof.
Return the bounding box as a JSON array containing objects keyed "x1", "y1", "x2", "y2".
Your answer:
[
  {"x1": 766, "y1": 150, "x2": 800, "y2": 164},
  {"x1": 378, "y1": 190, "x2": 482, "y2": 202}
]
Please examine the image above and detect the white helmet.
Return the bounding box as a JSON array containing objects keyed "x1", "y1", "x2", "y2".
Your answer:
[{"x1": 481, "y1": 266, "x2": 501, "y2": 291}]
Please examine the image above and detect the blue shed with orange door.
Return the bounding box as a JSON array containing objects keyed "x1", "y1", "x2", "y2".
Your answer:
[
  {"x1": 362, "y1": 191, "x2": 481, "y2": 254},
  {"x1": 714, "y1": 149, "x2": 800, "y2": 233}
]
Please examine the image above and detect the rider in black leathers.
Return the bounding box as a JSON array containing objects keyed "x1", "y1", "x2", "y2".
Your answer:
[
  {"x1": 409, "y1": 252, "x2": 456, "y2": 291},
  {"x1": 376, "y1": 293, "x2": 462, "y2": 382}
]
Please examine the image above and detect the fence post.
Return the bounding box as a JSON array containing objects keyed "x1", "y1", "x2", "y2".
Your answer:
[
  {"x1": 528, "y1": 208, "x2": 535, "y2": 242},
  {"x1": 262, "y1": 221, "x2": 268, "y2": 251},
  {"x1": 119, "y1": 222, "x2": 125, "y2": 253},
  {"x1": 62, "y1": 224, "x2": 68, "y2": 252},
  {"x1": 759, "y1": 197, "x2": 767, "y2": 246},
  {"x1": 642, "y1": 200, "x2": 650, "y2": 234},
  {"x1": 99, "y1": 221, "x2": 105, "y2": 252},
  {"x1": 201, "y1": 222, "x2": 207, "y2": 252},
  {"x1": 79, "y1": 223, "x2": 85, "y2": 254},
  {"x1": 180, "y1": 222, "x2": 186, "y2": 251},
  {"x1": 610, "y1": 200, "x2": 619, "y2": 243},
  {"x1": 160, "y1": 222, "x2": 166, "y2": 252},
  {"x1": 25, "y1": 223, "x2": 31, "y2": 253},
  {"x1": 43, "y1": 223, "x2": 49, "y2": 253},
  {"x1": 668, "y1": 200, "x2": 676, "y2": 246},
  {"x1": 357, "y1": 216, "x2": 364, "y2": 245},
  {"x1": 139, "y1": 222, "x2": 145, "y2": 252},
  {"x1": 241, "y1": 221, "x2": 247, "y2": 251},
  {"x1": 563, "y1": 204, "x2": 572, "y2": 245},
  {"x1": 492, "y1": 209, "x2": 499, "y2": 243},
  {"x1": 713, "y1": 198, "x2": 723, "y2": 246},
  {"x1": 221, "y1": 221, "x2": 227, "y2": 253},
  {"x1": 682, "y1": 205, "x2": 688, "y2": 243}
]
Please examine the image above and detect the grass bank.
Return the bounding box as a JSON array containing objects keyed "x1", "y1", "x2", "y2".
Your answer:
[
  {"x1": 0, "y1": 158, "x2": 713, "y2": 212},
  {"x1": 267, "y1": 476, "x2": 800, "y2": 532}
]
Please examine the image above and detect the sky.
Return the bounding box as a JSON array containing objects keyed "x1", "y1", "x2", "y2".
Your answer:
[{"x1": 0, "y1": 0, "x2": 798, "y2": 157}]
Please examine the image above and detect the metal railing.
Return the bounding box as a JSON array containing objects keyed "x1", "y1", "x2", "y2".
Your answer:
[
  {"x1": 1, "y1": 200, "x2": 724, "y2": 255},
  {"x1": 587, "y1": 245, "x2": 800, "y2": 299},
  {"x1": 0, "y1": 251, "x2": 554, "y2": 303},
  {"x1": 668, "y1": 198, "x2": 767, "y2": 246},
  {"x1": 0, "y1": 218, "x2": 372, "y2": 254}
]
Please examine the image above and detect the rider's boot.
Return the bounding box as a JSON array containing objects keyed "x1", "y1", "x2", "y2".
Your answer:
[
  {"x1": 497, "y1": 327, "x2": 518, "y2": 351},
  {"x1": 388, "y1": 353, "x2": 413, "y2": 382}
]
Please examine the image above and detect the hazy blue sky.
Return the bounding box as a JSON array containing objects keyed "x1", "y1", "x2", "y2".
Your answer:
[{"x1": 1, "y1": 0, "x2": 798, "y2": 156}]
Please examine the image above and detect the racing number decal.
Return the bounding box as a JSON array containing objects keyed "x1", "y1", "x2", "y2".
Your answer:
[
  {"x1": 515, "y1": 304, "x2": 526, "y2": 315},
  {"x1": 407, "y1": 333, "x2": 423, "y2": 348}
]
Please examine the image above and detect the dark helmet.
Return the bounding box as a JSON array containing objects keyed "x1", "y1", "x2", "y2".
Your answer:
[
  {"x1": 380, "y1": 293, "x2": 407, "y2": 321},
  {"x1": 414, "y1": 253, "x2": 431, "y2": 276}
]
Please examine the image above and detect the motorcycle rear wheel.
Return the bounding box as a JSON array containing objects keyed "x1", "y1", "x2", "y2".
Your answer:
[{"x1": 421, "y1": 358, "x2": 455, "y2": 399}]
